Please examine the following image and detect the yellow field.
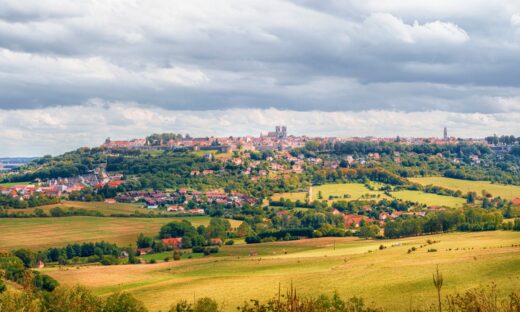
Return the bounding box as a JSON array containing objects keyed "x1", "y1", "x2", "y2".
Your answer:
[
  {"x1": 410, "y1": 177, "x2": 520, "y2": 200},
  {"x1": 43, "y1": 231, "x2": 520, "y2": 311},
  {"x1": 392, "y1": 190, "x2": 466, "y2": 207},
  {"x1": 0, "y1": 216, "x2": 213, "y2": 251},
  {"x1": 7, "y1": 200, "x2": 147, "y2": 216}
]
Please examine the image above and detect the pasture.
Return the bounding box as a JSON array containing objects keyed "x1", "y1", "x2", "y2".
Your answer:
[
  {"x1": 0, "y1": 216, "x2": 213, "y2": 251},
  {"x1": 43, "y1": 231, "x2": 520, "y2": 311},
  {"x1": 272, "y1": 183, "x2": 391, "y2": 203},
  {"x1": 410, "y1": 177, "x2": 520, "y2": 200},
  {"x1": 391, "y1": 190, "x2": 466, "y2": 207}
]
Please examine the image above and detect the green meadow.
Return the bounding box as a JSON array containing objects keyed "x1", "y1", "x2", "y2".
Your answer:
[{"x1": 410, "y1": 177, "x2": 520, "y2": 200}]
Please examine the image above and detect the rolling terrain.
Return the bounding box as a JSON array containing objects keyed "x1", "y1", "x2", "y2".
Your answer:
[{"x1": 42, "y1": 231, "x2": 520, "y2": 311}]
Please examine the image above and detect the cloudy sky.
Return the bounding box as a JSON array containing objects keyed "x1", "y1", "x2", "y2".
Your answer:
[{"x1": 1, "y1": 0, "x2": 520, "y2": 156}]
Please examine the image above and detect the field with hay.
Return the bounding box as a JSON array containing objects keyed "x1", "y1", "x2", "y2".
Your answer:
[
  {"x1": 6, "y1": 200, "x2": 147, "y2": 216},
  {"x1": 0, "y1": 216, "x2": 218, "y2": 251},
  {"x1": 43, "y1": 231, "x2": 520, "y2": 311},
  {"x1": 410, "y1": 177, "x2": 520, "y2": 200}
]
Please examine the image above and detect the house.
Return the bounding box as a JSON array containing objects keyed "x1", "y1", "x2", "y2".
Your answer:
[
  {"x1": 104, "y1": 198, "x2": 117, "y2": 204},
  {"x1": 343, "y1": 214, "x2": 372, "y2": 228},
  {"x1": 210, "y1": 238, "x2": 223, "y2": 245},
  {"x1": 167, "y1": 205, "x2": 185, "y2": 212},
  {"x1": 189, "y1": 208, "x2": 205, "y2": 214},
  {"x1": 36, "y1": 260, "x2": 45, "y2": 269},
  {"x1": 512, "y1": 198, "x2": 520, "y2": 206},
  {"x1": 379, "y1": 212, "x2": 390, "y2": 220},
  {"x1": 137, "y1": 247, "x2": 153, "y2": 256},
  {"x1": 162, "y1": 237, "x2": 183, "y2": 249}
]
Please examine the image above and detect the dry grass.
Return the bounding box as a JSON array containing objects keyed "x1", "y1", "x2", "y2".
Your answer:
[
  {"x1": 0, "y1": 216, "x2": 212, "y2": 251},
  {"x1": 44, "y1": 231, "x2": 520, "y2": 311}
]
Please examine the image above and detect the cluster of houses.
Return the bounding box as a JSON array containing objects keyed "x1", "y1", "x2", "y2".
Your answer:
[
  {"x1": 113, "y1": 188, "x2": 257, "y2": 212},
  {"x1": 1, "y1": 169, "x2": 125, "y2": 200}
]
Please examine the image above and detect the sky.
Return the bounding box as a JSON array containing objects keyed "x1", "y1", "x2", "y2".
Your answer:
[{"x1": 1, "y1": 0, "x2": 520, "y2": 156}]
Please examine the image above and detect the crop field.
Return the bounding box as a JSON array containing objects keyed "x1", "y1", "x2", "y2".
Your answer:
[
  {"x1": 0, "y1": 216, "x2": 214, "y2": 251},
  {"x1": 7, "y1": 200, "x2": 147, "y2": 216},
  {"x1": 391, "y1": 190, "x2": 466, "y2": 207},
  {"x1": 43, "y1": 231, "x2": 520, "y2": 311},
  {"x1": 410, "y1": 177, "x2": 520, "y2": 200}
]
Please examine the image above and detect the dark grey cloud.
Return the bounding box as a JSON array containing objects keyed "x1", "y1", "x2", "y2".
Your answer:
[{"x1": 0, "y1": 0, "x2": 519, "y2": 113}]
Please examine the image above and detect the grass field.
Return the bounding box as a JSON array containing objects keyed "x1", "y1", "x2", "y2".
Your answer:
[
  {"x1": 272, "y1": 183, "x2": 391, "y2": 203},
  {"x1": 43, "y1": 231, "x2": 520, "y2": 311},
  {"x1": 271, "y1": 191, "x2": 307, "y2": 202},
  {"x1": 0, "y1": 216, "x2": 213, "y2": 251},
  {"x1": 392, "y1": 190, "x2": 466, "y2": 207},
  {"x1": 313, "y1": 183, "x2": 391, "y2": 202},
  {"x1": 0, "y1": 182, "x2": 32, "y2": 187},
  {"x1": 7, "y1": 200, "x2": 147, "y2": 216},
  {"x1": 410, "y1": 177, "x2": 520, "y2": 200}
]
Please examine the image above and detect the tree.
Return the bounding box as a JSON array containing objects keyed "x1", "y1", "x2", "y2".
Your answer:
[
  {"x1": 14, "y1": 249, "x2": 35, "y2": 268},
  {"x1": 358, "y1": 225, "x2": 379, "y2": 239},
  {"x1": 136, "y1": 233, "x2": 153, "y2": 248}
]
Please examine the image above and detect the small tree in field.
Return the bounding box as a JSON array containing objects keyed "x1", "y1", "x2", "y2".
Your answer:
[{"x1": 433, "y1": 265, "x2": 444, "y2": 312}]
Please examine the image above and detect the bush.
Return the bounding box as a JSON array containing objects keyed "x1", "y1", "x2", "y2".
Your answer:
[
  {"x1": 193, "y1": 297, "x2": 218, "y2": 312},
  {"x1": 100, "y1": 255, "x2": 119, "y2": 266},
  {"x1": 428, "y1": 248, "x2": 438, "y2": 252},
  {"x1": 173, "y1": 252, "x2": 181, "y2": 261},
  {"x1": 104, "y1": 292, "x2": 148, "y2": 312},
  {"x1": 225, "y1": 240, "x2": 234, "y2": 245},
  {"x1": 0, "y1": 280, "x2": 5, "y2": 293},
  {"x1": 245, "y1": 235, "x2": 261, "y2": 244},
  {"x1": 149, "y1": 259, "x2": 156, "y2": 264},
  {"x1": 33, "y1": 272, "x2": 59, "y2": 292},
  {"x1": 164, "y1": 257, "x2": 170, "y2": 262}
]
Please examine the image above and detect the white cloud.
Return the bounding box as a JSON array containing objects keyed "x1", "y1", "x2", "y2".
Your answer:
[
  {"x1": 360, "y1": 13, "x2": 469, "y2": 44},
  {"x1": 1, "y1": 100, "x2": 519, "y2": 157},
  {"x1": 512, "y1": 14, "x2": 520, "y2": 26}
]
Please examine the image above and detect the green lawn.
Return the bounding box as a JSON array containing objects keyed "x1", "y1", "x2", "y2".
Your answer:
[
  {"x1": 410, "y1": 177, "x2": 520, "y2": 200},
  {"x1": 0, "y1": 182, "x2": 32, "y2": 187},
  {"x1": 313, "y1": 183, "x2": 391, "y2": 202},
  {"x1": 44, "y1": 231, "x2": 520, "y2": 311},
  {"x1": 391, "y1": 190, "x2": 466, "y2": 207},
  {"x1": 272, "y1": 183, "x2": 391, "y2": 203}
]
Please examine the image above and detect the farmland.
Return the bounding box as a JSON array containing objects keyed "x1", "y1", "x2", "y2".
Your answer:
[
  {"x1": 271, "y1": 182, "x2": 466, "y2": 207},
  {"x1": 392, "y1": 190, "x2": 466, "y2": 207},
  {"x1": 272, "y1": 183, "x2": 391, "y2": 203},
  {"x1": 43, "y1": 231, "x2": 520, "y2": 311},
  {"x1": 410, "y1": 177, "x2": 520, "y2": 200},
  {"x1": 6, "y1": 200, "x2": 147, "y2": 216},
  {"x1": 0, "y1": 216, "x2": 215, "y2": 251}
]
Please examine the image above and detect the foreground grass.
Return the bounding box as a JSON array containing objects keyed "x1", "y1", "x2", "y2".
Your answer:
[
  {"x1": 410, "y1": 177, "x2": 520, "y2": 200},
  {"x1": 44, "y1": 231, "x2": 520, "y2": 311},
  {"x1": 0, "y1": 216, "x2": 212, "y2": 251}
]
